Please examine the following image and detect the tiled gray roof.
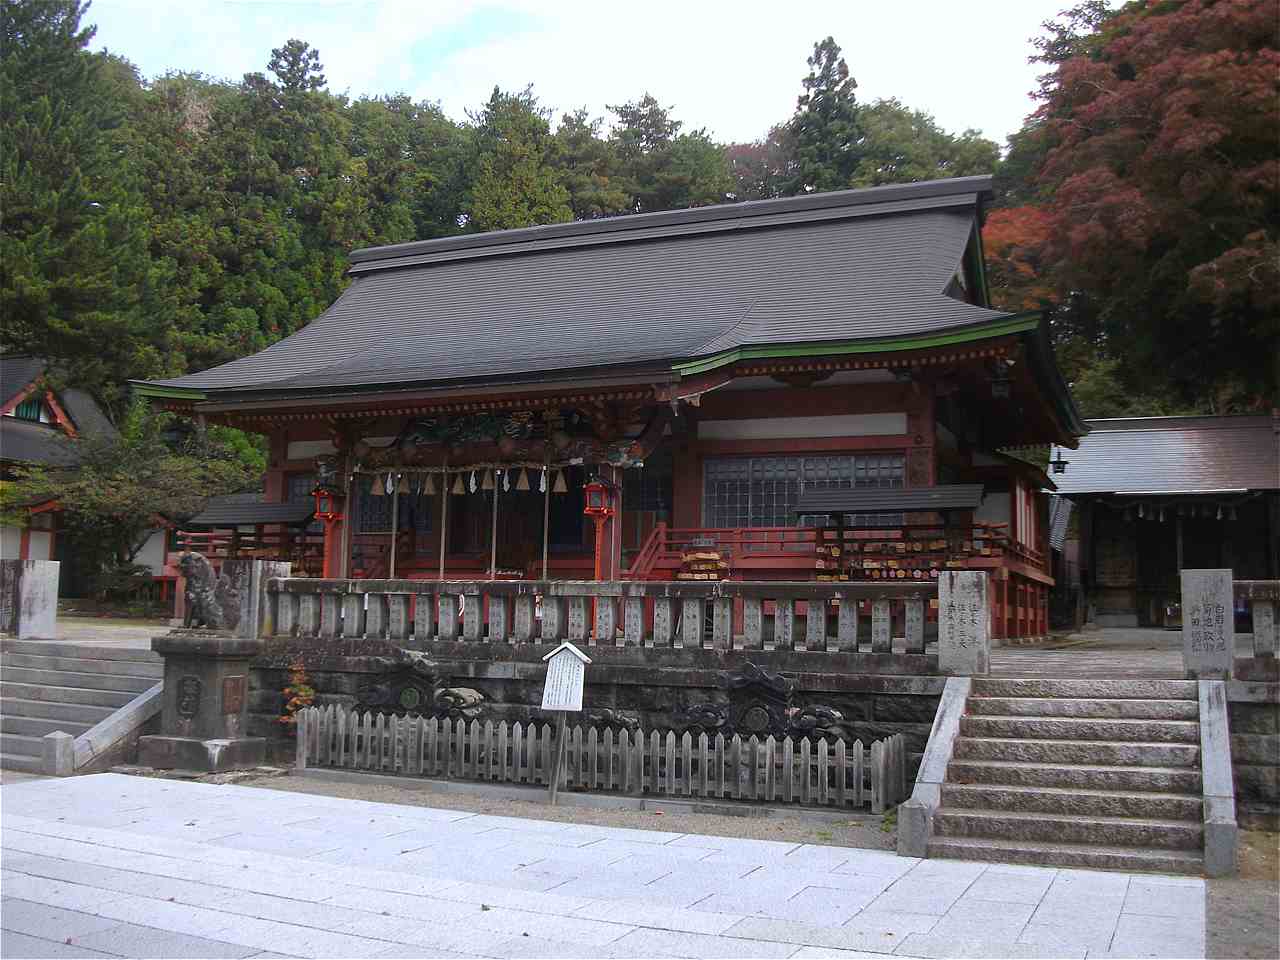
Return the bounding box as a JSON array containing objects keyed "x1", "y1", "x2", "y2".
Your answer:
[
  {"x1": 0, "y1": 419, "x2": 77, "y2": 466},
  {"x1": 186, "y1": 492, "x2": 315, "y2": 526},
  {"x1": 1050, "y1": 415, "x2": 1280, "y2": 495},
  {"x1": 145, "y1": 177, "x2": 1008, "y2": 396}
]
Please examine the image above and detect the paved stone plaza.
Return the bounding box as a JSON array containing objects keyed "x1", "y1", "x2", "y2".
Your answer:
[{"x1": 0, "y1": 774, "x2": 1205, "y2": 959}]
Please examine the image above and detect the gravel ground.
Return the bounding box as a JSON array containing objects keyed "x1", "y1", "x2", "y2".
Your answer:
[{"x1": 236, "y1": 770, "x2": 899, "y2": 850}]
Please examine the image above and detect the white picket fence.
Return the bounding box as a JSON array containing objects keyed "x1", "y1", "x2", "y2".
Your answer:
[{"x1": 295, "y1": 706, "x2": 909, "y2": 813}]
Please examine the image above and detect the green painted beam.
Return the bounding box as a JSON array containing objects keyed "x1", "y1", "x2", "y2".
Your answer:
[
  {"x1": 671, "y1": 314, "x2": 1041, "y2": 377},
  {"x1": 130, "y1": 382, "x2": 207, "y2": 401}
]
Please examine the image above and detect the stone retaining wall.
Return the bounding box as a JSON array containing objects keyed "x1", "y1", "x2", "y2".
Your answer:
[
  {"x1": 247, "y1": 639, "x2": 943, "y2": 775},
  {"x1": 1227, "y1": 686, "x2": 1279, "y2": 830}
]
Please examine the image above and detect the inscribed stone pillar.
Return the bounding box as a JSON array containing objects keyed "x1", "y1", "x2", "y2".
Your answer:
[
  {"x1": 938, "y1": 571, "x2": 990, "y2": 676},
  {"x1": 1181, "y1": 569, "x2": 1234, "y2": 678},
  {"x1": 0, "y1": 560, "x2": 60, "y2": 639}
]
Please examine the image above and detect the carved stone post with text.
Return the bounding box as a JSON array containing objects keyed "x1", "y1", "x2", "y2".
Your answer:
[
  {"x1": 938, "y1": 571, "x2": 990, "y2": 676},
  {"x1": 1181, "y1": 569, "x2": 1234, "y2": 679}
]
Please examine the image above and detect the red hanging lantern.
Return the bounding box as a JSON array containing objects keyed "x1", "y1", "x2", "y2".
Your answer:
[
  {"x1": 312, "y1": 486, "x2": 343, "y2": 522},
  {"x1": 583, "y1": 478, "x2": 615, "y2": 519}
]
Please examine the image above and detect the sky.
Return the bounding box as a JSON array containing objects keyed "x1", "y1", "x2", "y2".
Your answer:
[{"x1": 85, "y1": 0, "x2": 1076, "y2": 146}]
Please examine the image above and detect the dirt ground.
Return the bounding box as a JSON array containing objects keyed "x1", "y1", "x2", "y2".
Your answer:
[{"x1": 1206, "y1": 828, "x2": 1280, "y2": 959}]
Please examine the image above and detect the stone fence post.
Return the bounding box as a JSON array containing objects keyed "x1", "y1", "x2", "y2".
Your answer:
[
  {"x1": 1180, "y1": 569, "x2": 1234, "y2": 679},
  {"x1": 938, "y1": 571, "x2": 990, "y2": 676},
  {"x1": 237, "y1": 559, "x2": 292, "y2": 640},
  {"x1": 0, "y1": 559, "x2": 60, "y2": 639}
]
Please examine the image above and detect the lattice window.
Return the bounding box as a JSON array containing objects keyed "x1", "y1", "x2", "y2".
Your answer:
[{"x1": 704, "y1": 454, "x2": 905, "y2": 528}]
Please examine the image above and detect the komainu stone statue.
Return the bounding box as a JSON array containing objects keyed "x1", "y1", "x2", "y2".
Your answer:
[
  {"x1": 434, "y1": 686, "x2": 485, "y2": 721},
  {"x1": 179, "y1": 552, "x2": 235, "y2": 630}
]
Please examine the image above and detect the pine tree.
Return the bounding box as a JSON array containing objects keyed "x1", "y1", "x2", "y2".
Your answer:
[{"x1": 783, "y1": 37, "x2": 862, "y2": 195}]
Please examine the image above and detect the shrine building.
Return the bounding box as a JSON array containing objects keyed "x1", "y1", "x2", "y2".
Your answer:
[{"x1": 137, "y1": 176, "x2": 1087, "y2": 641}]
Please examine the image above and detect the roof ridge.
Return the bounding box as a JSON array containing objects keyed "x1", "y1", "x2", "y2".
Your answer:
[{"x1": 347, "y1": 176, "x2": 994, "y2": 272}]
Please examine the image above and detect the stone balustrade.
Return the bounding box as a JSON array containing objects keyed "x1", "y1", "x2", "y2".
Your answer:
[{"x1": 253, "y1": 570, "x2": 992, "y2": 676}]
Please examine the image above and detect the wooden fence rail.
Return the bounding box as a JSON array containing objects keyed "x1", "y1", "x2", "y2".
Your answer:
[{"x1": 295, "y1": 706, "x2": 908, "y2": 813}]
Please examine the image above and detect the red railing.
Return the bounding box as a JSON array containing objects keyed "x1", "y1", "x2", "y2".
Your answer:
[{"x1": 624, "y1": 522, "x2": 1046, "y2": 582}]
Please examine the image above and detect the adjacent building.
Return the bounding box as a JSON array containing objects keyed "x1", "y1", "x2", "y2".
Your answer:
[{"x1": 1050, "y1": 414, "x2": 1280, "y2": 628}]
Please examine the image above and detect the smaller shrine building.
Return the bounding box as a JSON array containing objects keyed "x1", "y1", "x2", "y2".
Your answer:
[{"x1": 138, "y1": 176, "x2": 1087, "y2": 640}]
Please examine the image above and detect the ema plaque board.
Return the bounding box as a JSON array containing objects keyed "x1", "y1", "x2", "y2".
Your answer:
[{"x1": 541, "y1": 641, "x2": 591, "y2": 712}]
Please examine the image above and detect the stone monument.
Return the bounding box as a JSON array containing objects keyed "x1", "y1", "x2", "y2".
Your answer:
[
  {"x1": 937, "y1": 571, "x2": 990, "y2": 676},
  {"x1": 139, "y1": 559, "x2": 289, "y2": 772},
  {"x1": 1181, "y1": 568, "x2": 1234, "y2": 678}
]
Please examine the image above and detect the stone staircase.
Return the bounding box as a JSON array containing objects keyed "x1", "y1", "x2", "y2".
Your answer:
[
  {"x1": 0, "y1": 640, "x2": 162, "y2": 773},
  {"x1": 931, "y1": 677, "x2": 1206, "y2": 875}
]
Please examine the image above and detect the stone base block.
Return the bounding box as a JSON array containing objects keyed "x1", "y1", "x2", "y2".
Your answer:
[{"x1": 138, "y1": 734, "x2": 265, "y2": 772}]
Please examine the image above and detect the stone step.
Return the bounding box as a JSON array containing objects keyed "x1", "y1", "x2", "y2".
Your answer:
[
  {"x1": 0, "y1": 698, "x2": 114, "y2": 725},
  {"x1": 946, "y1": 759, "x2": 1203, "y2": 793},
  {"x1": 926, "y1": 836, "x2": 1205, "y2": 876},
  {"x1": 932, "y1": 807, "x2": 1203, "y2": 850},
  {"x1": 0, "y1": 750, "x2": 42, "y2": 772},
  {"x1": 969, "y1": 678, "x2": 1198, "y2": 701},
  {"x1": 0, "y1": 732, "x2": 44, "y2": 758},
  {"x1": 0, "y1": 682, "x2": 134, "y2": 709},
  {"x1": 0, "y1": 667, "x2": 159, "y2": 694},
  {"x1": 0, "y1": 639, "x2": 161, "y2": 663},
  {"x1": 0, "y1": 715, "x2": 94, "y2": 738},
  {"x1": 941, "y1": 783, "x2": 1202, "y2": 820},
  {"x1": 967, "y1": 697, "x2": 1199, "y2": 721},
  {"x1": 952, "y1": 736, "x2": 1200, "y2": 767},
  {"x1": 0, "y1": 653, "x2": 163, "y2": 677},
  {"x1": 959, "y1": 715, "x2": 1201, "y2": 744}
]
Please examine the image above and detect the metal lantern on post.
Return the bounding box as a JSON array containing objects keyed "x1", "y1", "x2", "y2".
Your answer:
[
  {"x1": 1049, "y1": 450, "x2": 1070, "y2": 475},
  {"x1": 583, "y1": 477, "x2": 616, "y2": 582},
  {"x1": 311, "y1": 484, "x2": 345, "y2": 578}
]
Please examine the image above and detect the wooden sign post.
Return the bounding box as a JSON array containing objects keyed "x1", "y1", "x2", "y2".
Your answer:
[{"x1": 541, "y1": 641, "x2": 591, "y2": 805}]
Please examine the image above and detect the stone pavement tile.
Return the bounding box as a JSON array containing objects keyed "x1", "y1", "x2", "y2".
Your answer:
[
  {"x1": 1015, "y1": 921, "x2": 1114, "y2": 955},
  {"x1": 325, "y1": 888, "x2": 484, "y2": 924},
  {"x1": 489, "y1": 934, "x2": 673, "y2": 959},
  {"x1": 243, "y1": 953, "x2": 303, "y2": 959},
  {"x1": 437, "y1": 880, "x2": 594, "y2": 916},
  {"x1": 194, "y1": 889, "x2": 377, "y2": 930},
  {"x1": 573, "y1": 898, "x2": 745, "y2": 935},
  {"x1": 830, "y1": 855, "x2": 917, "y2": 883},
  {"x1": 938, "y1": 898, "x2": 1035, "y2": 926},
  {"x1": 479, "y1": 828, "x2": 608, "y2": 849},
  {"x1": 606, "y1": 856, "x2": 749, "y2": 884},
  {"x1": 205, "y1": 832, "x2": 346, "y2": 859},
  {"x1": 0, "y1": 899, "x2": 121, "y2": 941},
  {"x1": 575, "y1": 825, "x2": 689, "y2": 845},
  {"x1": 608, "y1": 927, "x2": 801, "y2": 958},
  {"x1": 0, "y1": 872, "x2": 130, "y2": 914},
  {"x1": 567, "y1": 857, "x2": 677, "y2": 884},
  {"x1": 925, "y1": 916, "x2": 1029, "y2": 943},
  {"x1": 487, "y1": 868, "x2": 578, "y2": 893},
  {"x1": 1050, "y1": 869, "x2": 1132, "y2": 896},
  {"x1": 70, "y1": 922, "x2": 259, "y2": 958},
  {"x1": 899, "y1": 859, "x2": 987, "y2": 882},
  {"x1": 841, "y1": 910, "x2": 937, "y2": 939},
  {"x1": 468, "y1": 910, "x2": 635, "y2": 947},
  {"x1": 204, "y1": 915, "x2": 392, "y2": 960},
  {"x1": 749, "y1": 868, "x2": 895, "y2": 899},
  {"x1": 861, "y1": 878, "x2": 973, "y2": 917},
  {"x1": 776, "y1": 845, "x2": 856, "y2": 872},
  {"x1": 1108, "y1": 913, "x2": 1204, "y2": 958},
  {"x1": 891, "y1": 933, "x2": 1085, "y2": 958},
  {"x1": 1121, "y1": 878, "x2": 1206, "y2": 919},
  {"x1": 961, "y1": 870, "x2": 1055, "y2": 905},
  {"x1": 762, "y1": 886, "x2": 882, "y2": 926},
  {"x1": 544, "y1": 877, "x2": 693, "y2": 903},
  {"x1": 0, "y1": 930, "x2": 117, "y2": 959},
  {"x1": 726, "y1": 916, "x2": 906, "y2": 954},
  {"x1": 279, "y1": 815, "x2": 422, "y2": 839},
  {"x1": 584, "y1": 838, "x2": 721, "y2": 862},
  {"x1": 1027, "y1": 896, "x2": 1123, "y2": 929},
  {"x1": 791, "y1": 947, "x2": 914, "y2": 959},
  {"x1": 333, "y1": 915, "x2": 508, "y2": 956},
  {"x1": 667, "y1": 835, "x2": 800, "y2": 856},
  {"x1": 89, "y1": 895, "x2": 257, "y2": 943},
  {"x1": 369, "y1": 946, "x2": 480, "y2": 960}
]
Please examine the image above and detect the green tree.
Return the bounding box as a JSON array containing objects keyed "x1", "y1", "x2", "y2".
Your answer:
[
  {"x1": 465, "y1": 86, "x2": 572, "y2": 231},
  {"x1": 551, "y1": 108, "x2": 629, "y2": 219},
  {"x1": 727, "y1": 125, "x2": 794, "y2": 201},
  {"x1": 783, "y1": 36, "x2": 861, "y2": 195},
  {"x1": 0, "y1": 401, "x2": 257, "y2": 576},
  {"x1": 609, "y1": 94, "x2": 731, "y2": 213},
  {"x1": 0, "y1": 0, "x2": 168, "y2": 413},
  {"x1": 850, "y1": 100, "x2": 997, "y2": 187}
]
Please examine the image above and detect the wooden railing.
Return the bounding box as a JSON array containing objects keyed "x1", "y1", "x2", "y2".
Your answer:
[
  {"x1": 262, "y1": 577, "x2": 941, "y2": 654},
  {"x1": 295, "y1": 706, "x2": 909, "y2": 813},
  {"x1": 625, "y1": 521, "x2": 1046, "y2": 581}
]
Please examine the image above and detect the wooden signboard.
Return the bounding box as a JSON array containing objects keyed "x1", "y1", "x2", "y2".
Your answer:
[{"x1": 540, "y1": 642, "x2": 591, "y2": 803}]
